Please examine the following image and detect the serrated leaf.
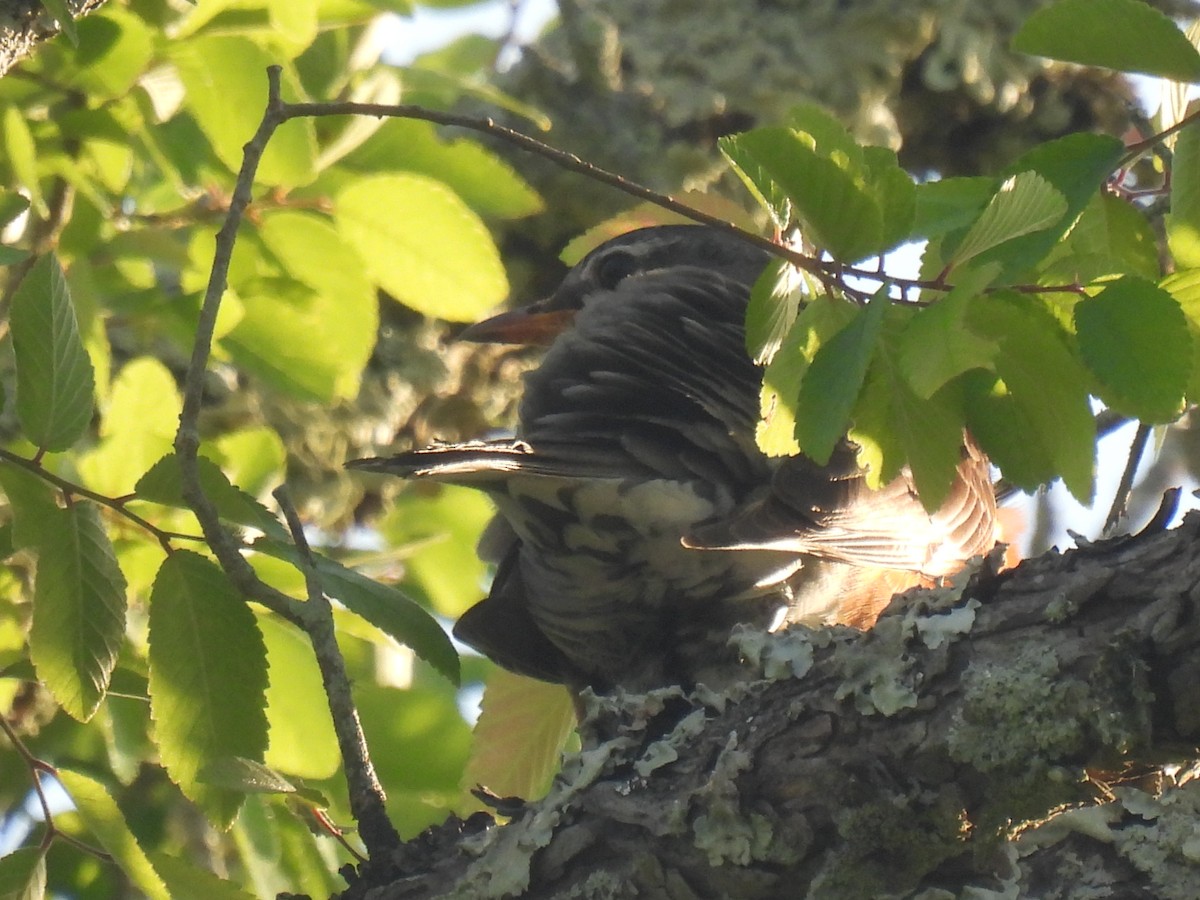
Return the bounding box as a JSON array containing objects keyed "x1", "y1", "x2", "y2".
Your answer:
[
  {"x1": 461, "y1": 669, "x2": 575, "y2": 802},
  {"x1": 57, "y1": 768, "x2": 169, "y2": 900},
  {"x1": 898, "y1": 264, "x2": 1001, "y2": 398},
  {"x1": 10, "y1": 254, "x2": 96, "y2": 452},
  {"x1": 148, "y1": 551, "x2": 268, "y2": 828},
  {"x1": 851, "y1": 349, "x2": 965, "y2": 510},
  {"x1": 29, "y1": 502, "x2": 126, "y2": 721},
  {"x1": 951, "y1": 172, "x2": 1068, "y2": 266},
  {"x1": 970, "y1": 133, "x2": 1126, "y2": 280},
  {"x1": 862, "y1": 145, "x2": 916, "y2": 254},
  {"x1": 170, "y1": 37, "x2": 316, "y2": 186},
  {"x1": 148, "y1": 853, "x2": 257, "y2": 900},
  {"x1": 135, "y1": 454, "x2": 286, "y2": 540},
  {"x1": 1013, "y1": 0, "x2": 1200, "y2": 81},
  {"x1": 757, "y1": 296, "x2": 859, "y2": 457},
  {"x1": 58, "y1": 10, "x2": 154, "y2": 99},
  {"x1": 1167, "y1": 112, "x2": 1200, "y2": 268},
  {"x1": 335, "y1": 173, "x2": 506, "y2": 321},
  {"x1": 963, "y1": 293, "x2": 1095, "y2": 501},
  {"x1": 0, "y1": 847, "x2": 46, "y2": 900},
  {"x1": 727, "y1": 125, "x2": 884, "y2": 261},
  {"x1": 1074, "y1": 276, "x2": 1190, "y2": 422},
  {"x1": 794, "y1": 292, "x2": 889, "y2": 463},
  {"x1": 1042, "y1": 192, "x2": 1159, "y2": 283},
  {"x1": 254, "y1": 540, "x2": 460, "y2": 683},
  {"x1": 745, "y1": 258, "x2": 803, "y2": 364},
  {"x1": 719, "y1": 134, "x2": 793, "y2": 228}
]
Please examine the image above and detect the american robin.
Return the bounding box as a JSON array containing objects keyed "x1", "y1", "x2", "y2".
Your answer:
[{"x1": 350, "y1": 225, "x2": 997, "y2": 691}]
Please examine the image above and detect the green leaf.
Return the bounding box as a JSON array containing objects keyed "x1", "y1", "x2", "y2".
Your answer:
[
  {"x1": 0, "y1": 464, "x2": 60, "y2": 551},
  {"x1": 1074, "y1": 276, "x2": 1190, "y2": 422},
  {"x1": 898, "y1": 264, "x2": 1000, "y2": 398},
  {"x1": 1161, "y1": 269, "x2": 1200, "y2": 402},
  {"x1": 254, "y1": 540, "x2": 460, "y2": 684},
  {"x1": 135, "y1": 454, "x2": 287, "y2": 540},
  {"x1": 756, "y1": 295, "x2": 859, "y2": 457},
  {"x1": 1042, "y1": 192, "x2": 1160, "y2": 283},
  {"x1": 199, "y1": 756, "x2": 296, "y2": 794},
  {"x1": 745, "y1": 258, "x2": 802, "y2": 364},
  {"x1": 794, "y1": 292, "x2": 889, "y2": 463},
  {"x1": 10, "y1": 254, "x2": 96, "y2": 452},
  {"x1": 971, "y1": 133, "x2": 1126, "y2": 279},
  {"x1": 57, "y1": 768, "x2": 169, "y2": 900},
  {"x1": 3, "y1": 106, "x2": 46, "y2": 217},
  {"x1": 910, "y1": 177, "x2": 1000, "y2": 242},
  {"x1": 461, "y1": 669, "x2": 575, "y2": 801},
  {"x1": 862, "y1": 145, "x2": 917, "y2": 253},
  {"x1": 170, "y1": 37, "x2": 317, "y2": 186},
  {"x1": 963, "y1": 293, "x2": 1095, "y2": 501},
  {"x1": 1167, "y1": 115, "x2": 1200, "y2": 269},
  {"x1": 335, "y1": 173, "x2": 507, "y2": 321},
  {"x1": 719, "y1": 133, "x2": 793, "y2": 228},
  {"x1": 29, "y1": 502, "x2": 126, "y2": 721},
  {"x1": 725, "y1": 121, "x2": 884, "y2": 261},
  {"x1": 950, "y1": 172, "x2": 1068, "y2": 266},
  {"x1": 61, "y1": 10, "x2": 154, "y2": 99},
  {"x1": 41, "y1": 0, "x2": 77, "y2": 45},
  {"x1": 340, "y1": 119, "x2": 544, "y2": 221},
  {"x1": 257, "y1": 614, "x2": 339, "y2": 780},
  {"x1": 148, "y1": 853, "x2": 258, "y2": 900},
  {"x1": 851, "y1": 348, "x2": 966, "y2": 510},
  {"x1": 0, "y1": 847, "x2": 46, "y2": 900},
  {"x1": 1013, "y1": 0, "x2": 1200, "y2": 81},
  {"x1": 148, "y1": 551, "x2": 269, "y2": 828},
  {"x1": 226, "y1": 210, "x2": 377, "y2": 401},
  {"x1": 77, "y1": 357, "x2": 179, "y2": 496}
]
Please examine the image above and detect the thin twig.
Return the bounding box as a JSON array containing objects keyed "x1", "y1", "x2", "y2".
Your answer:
[
  {"x1": 1104, "y1": 422, "x2": 1152, "y2": 534},
  {"x1": 0, "y1": 448, "x2": 204, "y2": 551},
  {"x1": 173, "y1": 66, "x2": 399, "y2": 856}
]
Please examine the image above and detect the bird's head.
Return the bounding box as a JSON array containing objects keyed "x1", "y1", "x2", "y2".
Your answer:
[{"x1": 459, "y1": 225, "x2": 773, "y2": 345}]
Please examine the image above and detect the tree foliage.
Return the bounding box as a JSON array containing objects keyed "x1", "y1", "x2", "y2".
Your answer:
[{"x1": 0, "y1": 0, "x2": 1197, "y2": 897}]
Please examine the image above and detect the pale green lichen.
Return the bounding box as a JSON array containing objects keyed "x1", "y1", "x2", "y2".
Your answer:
[
  {"x1": 634, "y1": 708, "x2": 708, "y2": 777},
  {"x1": 730, "y1": 622, "x2": 818, "y2": 680}
]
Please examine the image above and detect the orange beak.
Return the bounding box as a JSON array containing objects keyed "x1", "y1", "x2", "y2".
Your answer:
[{"x1": 458, "y1": 307, "x2": 577, "y2": 346}]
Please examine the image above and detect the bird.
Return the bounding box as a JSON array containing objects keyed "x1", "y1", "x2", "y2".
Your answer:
[{"x1": 349, "y1": 225, "x2": 997, "y2": 692}]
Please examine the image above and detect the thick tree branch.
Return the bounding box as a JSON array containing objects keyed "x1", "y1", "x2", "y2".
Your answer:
[{"x1": 336, "y1": 511, "x2": 1200, "y2": 899}]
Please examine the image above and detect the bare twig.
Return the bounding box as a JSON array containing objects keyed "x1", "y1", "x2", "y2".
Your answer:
[
  {"x1": 1104, "y1": 422, "x2": 1152, "y2": 534},
  {"x1": 173, "y1": 66, "x2": 399, "y2": 856}
]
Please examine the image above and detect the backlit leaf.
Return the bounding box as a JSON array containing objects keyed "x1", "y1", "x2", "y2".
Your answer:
[
  {"x1": 148, "y1": 551, "x2": 269, "y2": 828},
  {"x1": 1167, "y1": 113, "x2": 1200, "y2": 268},
  {"x1": 950, "y1": 172, "x2": 1067, "y2": 266},
  {"x1": 10, "y1": 254, "x2": 95, "y2": 452}
]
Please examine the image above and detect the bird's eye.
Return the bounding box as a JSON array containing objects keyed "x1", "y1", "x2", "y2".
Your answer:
[{"x1": 593, "y1": 250, "x2": 638, "y2": 290}]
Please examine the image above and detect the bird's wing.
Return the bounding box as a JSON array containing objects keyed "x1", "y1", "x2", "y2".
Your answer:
[{"x1": 685, "y1": 441, "x2": 996, "y2": 577}]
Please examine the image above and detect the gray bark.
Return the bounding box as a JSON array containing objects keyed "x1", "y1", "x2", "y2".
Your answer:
[{"x1": 336, "y1": 507, "x2": 1200, "y2": 899}]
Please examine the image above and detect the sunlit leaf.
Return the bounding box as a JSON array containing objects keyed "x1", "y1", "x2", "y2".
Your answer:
[
  {"x1": 1014, "y1": 0, "x2": 1200, "y2": 81},
  {"x1": 950, "y1": 172, "x2": 1067, "y2": 266},
  {"x1": 1167, "y1": 112, "x2": 1200, "y2": 268},
  {"x1": 57, "y1": 768, "x2": 169, "y2": 900},
  {"x1": 135, "y1": 454, "x2": 286, "y2": 540},
  {"x1": 461, "y1": 669, "x2": 575, "y2": 802},
  {"x1": 745, "y1": 257, "x2": 803, "y2": 365},
  {"x1": 0, "y1": 847, "x2": 46, "y2": 900},
  {"x1": 3, "y1": 106, "x2": 46, "y2": 216},
  {"x1": 148, "y1": 853, "x2": 257, "y2": 900},
  {"x1": 335, "y1": 173, "x2": 507, "y2": 321},
  {"x1": 149, "y1": 551, "x2": 269, "y2": 828},
  {"x1": 170, "y1": 37, "x2": 316, "y2": 186}
]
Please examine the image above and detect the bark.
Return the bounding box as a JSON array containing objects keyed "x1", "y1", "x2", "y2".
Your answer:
[
  {"x1": 0, "y1": 0, "x2": 107, "y2": 77},
  {"x1": 335, "y1": 505, "x2": 1200, "y2": 899}
]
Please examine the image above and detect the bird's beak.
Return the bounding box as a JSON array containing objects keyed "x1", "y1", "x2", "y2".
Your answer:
[{"x1": 458, "y1": 306, "x2": 577, "y2": 346}]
